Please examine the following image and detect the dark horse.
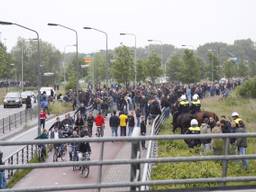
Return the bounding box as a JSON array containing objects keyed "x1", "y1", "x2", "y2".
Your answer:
[{"x1": 172, "y1": 110, "x2": 219, "y2": 134}]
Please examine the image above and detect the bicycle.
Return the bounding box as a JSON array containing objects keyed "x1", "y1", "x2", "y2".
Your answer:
[
  {"x1": 79, "y1": 152, "x2": 90, "y2": 178},
  {"x1": 38, "y1": 144, "x2": 46, "y2": 162},
  {"x1": 53, "y1": 145, "x2": 65, "y2": 162}
]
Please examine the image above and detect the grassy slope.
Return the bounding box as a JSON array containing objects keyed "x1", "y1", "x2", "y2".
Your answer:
[{"x1": 151, "y1": 95, "x2": 256, "y2": 190}]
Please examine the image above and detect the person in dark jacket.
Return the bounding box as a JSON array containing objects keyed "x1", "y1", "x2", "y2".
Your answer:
[
  {"x1": 135, "y1": 108, "x2": 141, "y2": 127},
  {"x1": 86, "y1": 112, "x2": 94, "y2": 137},
  {"x1": 128, "y1": 111, "x2": 135, "y2": 136},
  {"x1": 25, "y1": 96, "x2": 32, "y2": 109},
  {"x1": 235, "y1": 120, "x2": 248, "y2": 169},
  {"x1": 109, "y1": 110, "x2": 120, "y2": 137},
  {"x1": 140, "y1": 116, "x2": 147, "y2": 150}
]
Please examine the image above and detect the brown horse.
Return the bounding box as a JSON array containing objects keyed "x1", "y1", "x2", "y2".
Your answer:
[
  {"x1": 193, "y1": 111, "x2": 219, "y2": 125},
  {"x1": 172, "y1": 111, "x2": 219, "y2": 134}
]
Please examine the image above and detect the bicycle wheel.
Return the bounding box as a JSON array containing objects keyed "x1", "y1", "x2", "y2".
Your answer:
[{"x1": 81, "y1": 165, "x2": 90, "y2": 178}]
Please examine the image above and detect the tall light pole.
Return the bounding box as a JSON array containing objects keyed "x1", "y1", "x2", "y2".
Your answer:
[
  {"x1": 63, "y1": 44, "x2": 76, "y2": 84},
  {"x1": 148, "y1": 39, "x2": 165, "y2": 77},
  {"x1": 83, "y1": 27, "x2": 109, "y2": 86},
  {"x1": 120, "y1": 33, "x2": 137, "y2": 86},
  {"x1": 0, "y1": 21, "x2": 42, "y2": 136},
  {"x1": 48, "y1": 23, "x2": 79, "y2": 104}
]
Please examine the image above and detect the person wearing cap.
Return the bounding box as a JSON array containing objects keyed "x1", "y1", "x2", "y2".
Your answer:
[
  {"x1": 231, "y1": 112, "x2": 243, "y2": 128},
  {"x1": 0, "y1": 151, "x2": 6, "y2": 189},
  {"x1": 184, "y1": 119, "x2": 201, "y2": 148},
  {"x1": 190, "y1": 94, "x2": 201, "y2": 114}
]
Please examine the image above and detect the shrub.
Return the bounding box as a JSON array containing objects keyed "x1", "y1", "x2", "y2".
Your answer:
[{"x1": 237, "y1": 78, "x2": 256, "y2": 98}]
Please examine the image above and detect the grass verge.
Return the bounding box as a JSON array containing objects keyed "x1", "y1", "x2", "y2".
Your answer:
[
  {"x1": 7, "y1": 156, "x2": 40, "y2": 188},
  {"x1": 151, "y1": 95, "x2": 256, "y2": 190},
  {"x1": 48, "y1": 101, "x2": 73, "y2": 115}
]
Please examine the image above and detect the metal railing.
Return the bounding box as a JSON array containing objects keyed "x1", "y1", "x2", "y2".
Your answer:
[
  {"x1": 0, "y1": 107, "x2": 37, "y2": 136},
  {"x1": 3, "y1": 144, "x2": 38, "y2": 181},
  {"x1": 141, "y1": 108, "x2": 167, "y2": 191},
  {"x1": 1, "y1": 133, "x2": 256, "y2": 191}
]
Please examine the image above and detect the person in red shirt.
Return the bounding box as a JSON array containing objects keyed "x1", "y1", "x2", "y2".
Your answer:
[
  {"x1": 94, "y1": 112, "x2": 105, "y2": 137},
  {"x1": 39, "y1": 109, "x2": 47, "y2": 129}
]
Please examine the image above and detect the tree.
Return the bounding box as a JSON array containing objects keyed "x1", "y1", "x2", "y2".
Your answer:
[
  {"x1": 181, "y1": 49, "x2": 200, "y2": 83},
  {"x1": 111, "y1": 46, "x2": 134, "y2": 86},
  {"x1": 136, "y1": 59, "x2": 147, "y2": 82},
  {"x1": 0, "y1": 42, "x2": 12, "y2": 79},
  {"x1": 208, "y1": 52, "x2": 221, "y2": 81},
  {"x1": 223, "y1": 60, "x2": 236, "y2": 78},
  {"x1": 11, "y1": 37, "x2": 62, "y2": 85},
  {"x1": 166, "y1": 54, "x2": 183, "y2": 81},
  {"x1": 144, "y1": 52, "x2": 162, "y2": 83}
]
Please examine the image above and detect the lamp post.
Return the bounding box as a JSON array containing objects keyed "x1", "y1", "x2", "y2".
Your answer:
[
  {"x1": 83, "y1": 27, "x2": 109, "y2": 86},
  {"x1": 148, "y1": 39, "x2": 165, "y2": 77},
  {"x1": 120, "y1": 33, "x2": 137, "y2": 86},
  {"x1": 48, "y1": 23, "x2": 79, "y2": 104},
  {"x1": 0, "y1": 21, "x2": 42, "y2": 136}
]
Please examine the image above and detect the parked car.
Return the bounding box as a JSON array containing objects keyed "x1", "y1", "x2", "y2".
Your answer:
[
  {"x1": 3, "y1": 92, "x2": 22, "y2": 108},
  {"x1": 21, "y1": 91, "x2": 36, "y2": 104}
]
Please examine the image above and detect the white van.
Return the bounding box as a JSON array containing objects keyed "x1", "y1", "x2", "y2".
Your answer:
[{"x1": 40, "y1": 87, "x2": 55, "y2": 97}]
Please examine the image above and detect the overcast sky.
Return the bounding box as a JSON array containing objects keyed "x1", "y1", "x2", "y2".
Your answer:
[{"x1": 0, "y1": 0, "x2": 255, "y2": 53}]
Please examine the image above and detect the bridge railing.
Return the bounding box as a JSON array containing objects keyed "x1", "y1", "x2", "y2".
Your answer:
[
  {"x1": 140, "y1": 107, "x2": 167, "y2": 191},
  {"x1": 1, "y1": 133, "x2": 256, "y2": 192}
]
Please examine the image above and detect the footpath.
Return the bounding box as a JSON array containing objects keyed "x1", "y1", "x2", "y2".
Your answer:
[{"x1": 12, "y1": 114, "x2": 149, "y2": 192}]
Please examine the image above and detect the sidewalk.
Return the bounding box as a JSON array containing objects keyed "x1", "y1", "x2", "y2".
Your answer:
[{"x1": 12, "y1": 116, "x2": 149, "y2": 192}]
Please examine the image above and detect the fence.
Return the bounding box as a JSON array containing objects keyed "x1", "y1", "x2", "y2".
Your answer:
[
  {"x1": 1, "y1": 133, "x2": 256, "y2": 192},
  {"x1": 0, "y1": 107, "x2": 37, "y2": 135},
  {"x1": 3, "y1": 144, "x2": 38, "y2": 181}
]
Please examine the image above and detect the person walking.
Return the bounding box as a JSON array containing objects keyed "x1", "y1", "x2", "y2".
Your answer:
[
  {"x1": 235, "y1": 120, "x2": 248, "y2": 170},
  {"x1": 39, "y1": 109, "x2": 47, "y2": 129},
  {"x1": 119, "y1": 111, "x2": 128, "y2": 136},
  {"x1": 109, "y1": 110, "x2": 120, "y2": 137},
  {"x1": 128, "y1": 111, "x2": 135, "y2": 136},
  {"x1": 140, "y1": 116, "x2": 147, "y2": 150}
]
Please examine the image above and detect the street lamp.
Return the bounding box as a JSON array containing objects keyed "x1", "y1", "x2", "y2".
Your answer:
[
  {"x1": 120, "y1": 33, "x2": 137, "y2": 86},
  {"x1": 48, "y1": 23, "x2": 79, "y2": 103},
  {"x1": 83, "y1": 27, "x2": 109, "y2": 86},
  {"x1": 148, "y1": 39, "x2": 165, "y2": 77},
  {"x1": 0, "y1": 21, "x2": 42, "y2": 136}
]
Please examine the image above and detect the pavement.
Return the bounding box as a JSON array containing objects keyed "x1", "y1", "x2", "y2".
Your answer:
[{"x1": 12, "y1": 115, "x2": 135, "y2": 192}]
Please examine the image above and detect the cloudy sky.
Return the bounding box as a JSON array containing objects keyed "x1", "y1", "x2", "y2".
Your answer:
[{"x1": 0, "y1": 0, "x2": 255, "y2": 53}]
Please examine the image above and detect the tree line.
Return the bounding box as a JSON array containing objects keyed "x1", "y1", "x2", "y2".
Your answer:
[{"x1": 1, "y1": 38, "x2": 256, "y2": 89}]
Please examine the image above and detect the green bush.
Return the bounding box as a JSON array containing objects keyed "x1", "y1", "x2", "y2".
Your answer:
[{"x1": 237, "y1": 78, "x2": 256, "y2": 98}]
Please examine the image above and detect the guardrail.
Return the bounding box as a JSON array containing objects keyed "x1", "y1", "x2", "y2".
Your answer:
[
  {"x1": 0, "y1": 107, "x2": 37, "y2": 136},
  {"x1": 1, "y1": 133, "x2": 255, "y2": 191}
]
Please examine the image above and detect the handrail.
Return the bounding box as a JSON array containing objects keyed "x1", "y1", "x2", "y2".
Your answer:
[{"x1": 141, "y1": 107, "x2": 167, "y2": 190}]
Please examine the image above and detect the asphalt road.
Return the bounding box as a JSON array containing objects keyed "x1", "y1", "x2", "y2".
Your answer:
[{"x1": 0, "y1": 102, "x2": 36, "y2": 119}]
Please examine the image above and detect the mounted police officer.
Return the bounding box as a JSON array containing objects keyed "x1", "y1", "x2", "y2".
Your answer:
[{"x1": 191, "y1": 94, "x2": 201, "y2": 114}]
